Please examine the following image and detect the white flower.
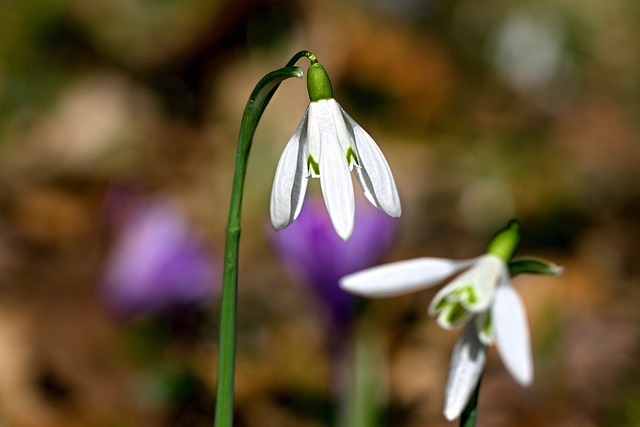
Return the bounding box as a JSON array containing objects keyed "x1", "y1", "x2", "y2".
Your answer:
[
  {"x1": 339, "y1": 253, "x2": 562, "y2": 420},
  {"x1": 270, "y1": 63, "x2": 400, "y2": 241}
]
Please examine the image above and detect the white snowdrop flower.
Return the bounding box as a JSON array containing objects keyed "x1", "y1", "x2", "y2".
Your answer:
[
  {"x1": 270, "y1": 61, "x2": 401, "y2": 241},
  {"x1": 340, "y1": 220, "x2": 563, "y2": 420}
]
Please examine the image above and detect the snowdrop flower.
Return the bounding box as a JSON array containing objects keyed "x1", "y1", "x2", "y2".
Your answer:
[
  {"x1": 340, "y1": 220, "x2": 562, "y2": 420},
  {"x1": 270, "y1": 60, "x2": 401, "y2": 241}
]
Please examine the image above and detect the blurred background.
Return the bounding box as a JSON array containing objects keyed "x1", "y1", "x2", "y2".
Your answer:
[{"x1": 0, "y1": 0, "x2": 639, "y2": 426}]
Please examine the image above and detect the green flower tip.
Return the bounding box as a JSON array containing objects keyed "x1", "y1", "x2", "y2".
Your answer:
[
  {"x1": 487, "y1": 219, "x2": 521, "y2": 263},
  {"x1": 307, "y1": 62, "x2": 333, "y2": 102}
]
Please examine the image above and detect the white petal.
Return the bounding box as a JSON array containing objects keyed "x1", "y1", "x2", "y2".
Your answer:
[
  {"x1": 467, "y1": 255, "x2": 502, "y2": 311},
  {"x1": 444, "y1": 321, "x2": 487, "y2": 421},
  {"x1": 307, "y1": 103, "x2": 322, "y2": 177},
  {"x1": 340, "y1": 257, "x2": 475, "y2": 298},
  {"x1": 318, "y1": 105, "x2": 355, "y2": 241},
  {"x1": 339, "y1": 105, "x2": 401, "y2": 217},
  {"x1": 326, "y1": 99, "x2": 355, "y2": 157},
  {"x1": 270, "y1": 108, "x2": 309, "y2": 230},
  {"x1": 493, "y1": 279, "x2": 533, "y2": 386}
]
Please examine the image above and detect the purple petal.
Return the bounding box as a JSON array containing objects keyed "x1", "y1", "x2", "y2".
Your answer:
[
  {"x1": 102, "y1": 197, "x2": 218, "y2": 319},
  {"x1": 270, "y1": 195, "x2": 397, "y2": 326}
]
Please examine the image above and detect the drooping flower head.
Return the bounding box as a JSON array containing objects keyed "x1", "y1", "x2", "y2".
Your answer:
[
  {"x1": 102, "y1": 190, "x2": 218, "y2": 319},
  {"x1": 340, "y1": 220, "x2": 562, "y2": 420},
  {"x1": 270, "y1": 58, "x2": 401, "y2": 241},
  {"x1": 271, "y1": 195, "x2": 397, "y2": 328}
]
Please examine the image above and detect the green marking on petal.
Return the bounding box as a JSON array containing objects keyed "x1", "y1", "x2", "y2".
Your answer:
[
  {"x1": 444, "y1": 302, "x2": 468, "y2": 326},
  {"x1": 466, "y1": 286, "x2": 477, "y2": 304},
  {"x1": 450, "y1": 285, "x2": 477, "y2": 305},
  {"x1": 433, "y1": 297, "x2": 448, "y2": 313},
  {"x1": 307, "y1": 155, "x2": 320, "y2": 177},
  {"x1": 475, "y1": 312, "x2": 494, "y2": 345},
  {"x1": 481, "y1": 313, "x2": 493, "y2": 337},
  {"x1": 346, "y1": 147, "x2": 359, "y2": 168},
  {"x1": 433, "y1": 284, "x2": 478, "y2": 319}
]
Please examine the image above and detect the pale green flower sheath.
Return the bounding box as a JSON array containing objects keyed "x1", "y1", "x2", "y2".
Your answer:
[{"x1": 270, "y1": 60, "x2": 401, "y2": 241}]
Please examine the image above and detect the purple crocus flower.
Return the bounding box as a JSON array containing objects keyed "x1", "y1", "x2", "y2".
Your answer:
[
  {"x1": 271, "y1": 195, "x2": 398, "y2": 327},
  {"x1": 102, "y1": 193, "x2": 218, "y2": 319}
]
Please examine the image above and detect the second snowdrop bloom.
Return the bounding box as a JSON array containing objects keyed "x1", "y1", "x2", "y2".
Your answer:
[
  {"x1": 270, "y1": 61, "x2": 401, "y2": 241},
  {"x1": 340, "y1": 220, "x2": 562, "y2": 420}
]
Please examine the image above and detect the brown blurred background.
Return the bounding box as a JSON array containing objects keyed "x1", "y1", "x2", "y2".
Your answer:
[{"x1": 0, "y1": 0, "x2": 639, "y2": 426}]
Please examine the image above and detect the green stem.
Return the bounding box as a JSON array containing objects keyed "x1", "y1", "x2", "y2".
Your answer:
[
  {"x1": 286, "y1": 50, "x2": 317, "y2": 67},
  {"x1": 214, "y1": 64, "x2": 303, "y2": 427},
  {"x1": 459, "y1": 376, "x2": 482, "y2": 427},
  {"x1": 342, "y1": 316, "x2": 385, "y2": 427}
]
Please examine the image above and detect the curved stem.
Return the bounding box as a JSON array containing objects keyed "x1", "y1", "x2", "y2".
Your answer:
[
  {"x1": 214, "y1": 64, "x2": 302, "y2": 427},
  {"x1": 286, "y1": 50, "x2": 318, "y2": 67}
]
